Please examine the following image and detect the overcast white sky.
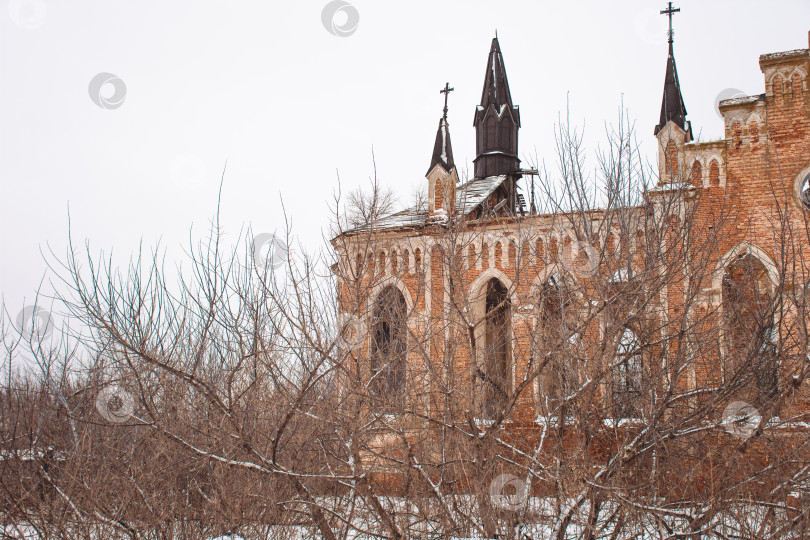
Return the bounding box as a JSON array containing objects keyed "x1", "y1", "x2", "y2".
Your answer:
[{"x1": 1, "y1": 0, "x2": 809, "y2": 334}]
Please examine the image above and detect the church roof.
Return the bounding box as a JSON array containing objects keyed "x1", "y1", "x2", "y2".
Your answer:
[
  {"x1": 455, "y1": 174, "x2": 507, "y2": 214},
  {"x1": 427, "y1": 117, "x2": 455, "y2": 175},
  {"x1": 351, "y1": 175, "x2": 509, "y2": 232},
  {"x1": 653, "y1": 41, "x2": 691, "y2": 138}
]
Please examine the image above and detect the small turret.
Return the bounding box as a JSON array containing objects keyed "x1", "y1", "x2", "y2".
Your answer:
[
  {"x1": 653, "y1": 2, "x2": 692, "y2": 141},
  {"x1": 426, "y1": 83, "x2": 458, "y2": 222},
  {"x1": 654, "y1": 2, "x2": 693, "y2": 185}
]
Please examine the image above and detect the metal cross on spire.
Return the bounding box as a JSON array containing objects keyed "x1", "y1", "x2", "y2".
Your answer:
[
  {"x1": 660, "y1": 1, "x2": 680, "y2": 46},
  {"x1": 440, "y1": 82, "x2": 454, "y2": 121}
]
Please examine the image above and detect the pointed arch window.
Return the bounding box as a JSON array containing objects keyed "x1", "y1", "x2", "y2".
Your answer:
[
  {"x1": 612, "y1": 328, "x2": 643, "y2": 419},
  {"x1": 370, "y1": 286, "x2": 408, "y2": 404},
  {"x1": 721, "y1": 253, "x2": 778, "y2": 405},
  {"x1": 479, "y1": 278, "x2": 511, "y2": 419},
  {"x1": 535, "y1": 272, "x2": 579, "y2": 415},
  {"x1": 537, "y1": 272, "x2": 577, "y2": 343}
]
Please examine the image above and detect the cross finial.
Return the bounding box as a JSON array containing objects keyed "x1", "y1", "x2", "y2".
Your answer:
[
  {"x1": 440, "y1": 82, "x2": 454, "y2": 121},
  {"x1": 660, "y1": 2, "x2": 680, "y2": 46}
]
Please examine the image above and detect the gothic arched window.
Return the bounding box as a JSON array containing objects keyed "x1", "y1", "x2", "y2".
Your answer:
[
  {"x1": 722, "y1": 253, "x2": 778, "y2": 405},
  {"x1": 535, "y1": 273, "x2": 578, "y2": 415},
  {"x1": 370, "y1": 286, "x2": 408, "y2": 403},
  {"x1": 538, "y1": 272, "x2": 572, "y2": 335},
  {"x1": 612, "y1": 328, "x2": 643, "y2": 419},
  {"x1": 480, "y1": 278, "x2": 511, "y2": 418}
]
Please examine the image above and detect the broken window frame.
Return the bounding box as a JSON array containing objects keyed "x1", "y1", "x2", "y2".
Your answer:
[{"x1": 369, "y1": 286, "x2": 408, "y2": 407}]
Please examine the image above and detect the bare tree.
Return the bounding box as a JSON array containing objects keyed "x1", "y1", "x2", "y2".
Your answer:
[{"x1": 1, "y1": 108, "x2": 808, "y2": 539}]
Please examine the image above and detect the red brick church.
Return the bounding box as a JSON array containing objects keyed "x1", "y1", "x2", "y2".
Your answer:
[{"x1": 332, "y1": 12, "x2": 810, "y2": 465}]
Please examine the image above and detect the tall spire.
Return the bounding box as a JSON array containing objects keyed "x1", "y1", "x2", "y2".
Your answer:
[
  {"x1": 427, "y1": 83, "x2": 455, "y2": 175},
  {"x1": 473, "y1": 36, "x2": 521, "y2": 179},
  {"x1": 653, "y1": 2, "x2": 692, "y2": 139},
  {"x1": 479, "y1": 37, "x2": 514, "y2": 111}
]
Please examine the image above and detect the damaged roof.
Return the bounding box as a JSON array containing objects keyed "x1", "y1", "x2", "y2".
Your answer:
[{"x1": 349, "y1": 175, "x2": 508, "y2": 232}]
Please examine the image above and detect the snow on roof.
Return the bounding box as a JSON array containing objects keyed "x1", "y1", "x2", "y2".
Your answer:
[
  {"x1": 368, "y1": 208, "x2": 429, "y2": 230},
  {"x1": 760, "y1": 48, "x2": 810, "y2": 61},
  {"x1": 455, "y1": 174, "x2": 506, "y2": 215},
  {"x1": 347, "y1": 175, "x2": 508, "y2": 233},
  {"x1": 719, "y1": 94, "x2": 765, "y2": 107}
]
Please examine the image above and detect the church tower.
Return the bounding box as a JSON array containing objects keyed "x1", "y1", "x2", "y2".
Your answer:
[
  {"x1": 473, "y1": 37, "x2": 521, "y2": 179},
  {"x1": 654, "y1": 3, "x2": 693, "y2": 184}
]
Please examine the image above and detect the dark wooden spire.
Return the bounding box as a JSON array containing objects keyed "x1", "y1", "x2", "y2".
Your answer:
[
  {"x1": 427, "y1": 83, "x2": 455, "y2": 175},
  {"x1": 428, "y1": 117, "x2": 455, "y2": 175},
  {"x1": 479, "y1": 37, "x2": 514, "y2": 110},
  {"x1": 653, "y1": 3, "x2": 692, "y2": 139},
  {"x1": 473, "y1": 36, "x2": 521, "y2": 179}
]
